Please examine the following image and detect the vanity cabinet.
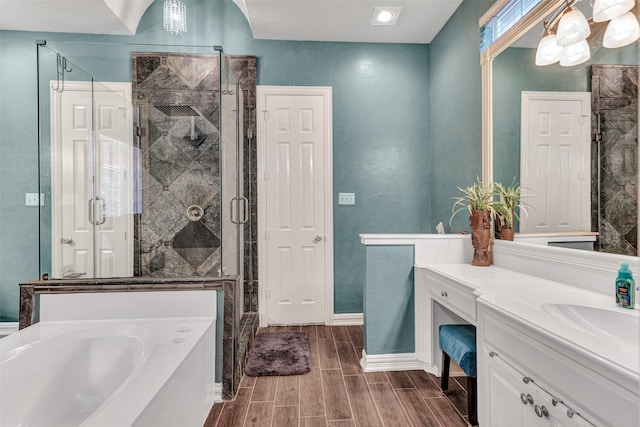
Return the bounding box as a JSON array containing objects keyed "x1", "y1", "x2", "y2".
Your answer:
[
  {"x1": 484, "y1": 346, "x2": 592, "y2": 427},
  {"x1": 479, "y1": 305, "x2": 635, "y2": 427}
]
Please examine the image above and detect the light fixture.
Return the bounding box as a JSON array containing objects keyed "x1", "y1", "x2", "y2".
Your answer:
[
  {"x1": 559, "y1": 39, "x2": 591, "y2": 66},
  {"x1": 163, "y1": 0, "x2": 187, "y2": 35},
  {"x1": 370, "y1": 7, "x2": 402, "y2": 26},
  {"x1": 593, "y1": 0, "x2": 635, "y2": 22},
  {"x1": 603, "y1": 11, "x2": 640, "y2": 47},
  {"x1": 556, "y1": 8, "x2": 591, "y2": 46},
  {"x1": 535, "y1": 32, "x2": 564, "y2": 65}
]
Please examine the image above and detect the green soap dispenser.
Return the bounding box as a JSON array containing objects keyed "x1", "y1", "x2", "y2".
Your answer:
[{"x1": 615, "y1": 263, "x2": 635, "y2": 309}]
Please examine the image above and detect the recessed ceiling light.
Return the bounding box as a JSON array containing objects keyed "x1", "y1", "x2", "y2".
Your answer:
[{"x1": 371, "y1": 6, "x2": 402, "y2": 26}]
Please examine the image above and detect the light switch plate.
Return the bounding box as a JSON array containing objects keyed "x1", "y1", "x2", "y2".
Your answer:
[
  {"x1": 25, "y1": 193, "x2": 44, "y2": 206},
  {"x1": 338, "y1": 192, "x2": 355, "y2": 205}
]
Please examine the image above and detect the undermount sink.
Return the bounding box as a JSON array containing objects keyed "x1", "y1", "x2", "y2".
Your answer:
[{"x1": 542, "y1": 303, "x2": 640, "y2": 345}]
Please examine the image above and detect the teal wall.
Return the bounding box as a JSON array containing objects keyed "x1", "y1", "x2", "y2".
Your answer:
[
  {"x1": 429, "y1": 0, "x2": 494, "y2": 233},
  {"x1": 363, "y1": 245, "x2": 414, "y2": 354},
  {"x1": 0, "y1": 0, "x2": 431, "y2": 320},
  {"x1": 493, "y1": 44, "x2": 639, "y2": 190}
]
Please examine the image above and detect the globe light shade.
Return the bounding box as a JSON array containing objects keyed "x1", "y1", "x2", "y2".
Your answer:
[
  {"x1": 556, "y1": 9, "x2": 591, "y2": 46},
  {"x1": 560, "y1": 39, "x2": 591, "y2": 66},
  {"x1": 603, "y1": 11, "x2": 640, "y2": 47},
  {"x1": 535, "y1": 33, "x2": 564, "y2": 65},
  {"x1": 593, "y1": 0, "x2": 635, "y2": 23}
]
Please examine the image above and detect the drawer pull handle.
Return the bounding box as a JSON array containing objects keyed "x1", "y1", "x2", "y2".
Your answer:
[
  {"x1": 526, "y1": 394, "x2": 534, "y2": 404},
  {"x1": 535, "y1": 405, "x2": 549, "y2": 418},
  {"x1": 567, "y1": 409, "x2": 574, "y2": 418},
  {"x1": 440, "y1": 290, "x2": 448, "y2": 297},
  {"x1": 520, "y1": 393, "x2": 528, "y2": 405},
  {"x1": 522, "y1": 376, "x2": 533, "y2": 384},
  {"x1": 488, "y1": 351, "x2": 497, "y2": 358}
]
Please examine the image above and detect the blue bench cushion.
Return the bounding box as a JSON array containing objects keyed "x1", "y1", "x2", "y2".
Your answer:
[{"x1": 439, "y1": 324, "x2": 477, "y2": 378}]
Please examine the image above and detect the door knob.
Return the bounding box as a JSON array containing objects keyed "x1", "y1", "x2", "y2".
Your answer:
[
  {"x1": 61, "y1": 237, "x2": 75, "y2": 246},
  {"x1": 313, "y1": 235, "x2": 323, "y2": 243}
]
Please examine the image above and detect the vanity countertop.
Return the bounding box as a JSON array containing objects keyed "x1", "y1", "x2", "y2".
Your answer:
[{"x1": 416, "y1": 263, "x2": 640, "y2": 388}]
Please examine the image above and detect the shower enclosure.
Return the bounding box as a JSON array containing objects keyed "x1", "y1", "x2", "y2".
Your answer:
[{"x1": 36, "y1": 42, "x2": 257, "y2": 302}]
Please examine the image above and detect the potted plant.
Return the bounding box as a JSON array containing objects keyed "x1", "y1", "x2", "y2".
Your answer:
[
  {"x1": 450, "y1": 177, "x2": 495, "y2": 266},
  {"x1": 493, "y1": 179, "x2": 531, "y2": 241}
]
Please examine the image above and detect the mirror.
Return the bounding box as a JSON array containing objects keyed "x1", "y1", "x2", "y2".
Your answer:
[{"x1": 490, "y1": 0, "x2": 638, "y2": 255}]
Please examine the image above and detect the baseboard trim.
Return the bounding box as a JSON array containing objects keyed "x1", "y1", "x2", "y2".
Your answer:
[
  {"x1": 332, "y1": 313, "x2": 363, "y2": 325},
  {"x1": 0, "y1": 322, "x2": 18, "y2": 337},
  {"x1": 360, "y1": 350, "x2": 427, "y2": 372},
  {"x1": 213, "y1": 383, "x2": 223, "y2": 402}
]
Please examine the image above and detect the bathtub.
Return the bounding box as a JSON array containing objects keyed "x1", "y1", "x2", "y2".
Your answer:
[{"x1": 0, "y1": 317, "x2": 216, "y2": 427}]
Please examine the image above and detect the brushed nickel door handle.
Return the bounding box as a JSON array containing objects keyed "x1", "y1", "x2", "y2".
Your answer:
[{"x1": 313, "y1": 235, "x2": 323, "y2": 243}]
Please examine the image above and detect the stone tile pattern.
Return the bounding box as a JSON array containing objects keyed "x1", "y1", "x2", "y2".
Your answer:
[
  {"x1": 591, "y1": 65, "x2": 638, "y2": 256},
  {"x1": 131, "y1": 53, "x2": 258, "y2": 290}
]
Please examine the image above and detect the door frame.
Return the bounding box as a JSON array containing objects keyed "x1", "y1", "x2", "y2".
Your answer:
[
  {"x1": 50, "y1": 81, "x2": 134, "y2": 278},
  {"x1": 257, "y1": 85, "x2": 334, "y2": 326},
  {"x1": 520, "y1": 90, "x2": 591, "y2": 233}
]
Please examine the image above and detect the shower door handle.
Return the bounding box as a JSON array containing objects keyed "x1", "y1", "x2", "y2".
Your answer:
[
  {"x1": 230, "y1": 198, "x2": 239, "y2": 224},
  {"x1": 96, "y1": 197, "x2": 107, "y2": 225}
]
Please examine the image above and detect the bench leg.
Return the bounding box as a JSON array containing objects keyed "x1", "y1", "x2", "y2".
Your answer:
[
  {"x1": 440, "y1": 351, "x2": 450, "y2": 393},
  {"x1": 468, "y1": 376, "x2": 478, "y2": 426}
]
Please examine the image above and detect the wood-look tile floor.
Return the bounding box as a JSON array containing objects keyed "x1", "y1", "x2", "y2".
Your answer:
[{"x1": 204, "y1": 325, "x2": 470, "y2": 427}]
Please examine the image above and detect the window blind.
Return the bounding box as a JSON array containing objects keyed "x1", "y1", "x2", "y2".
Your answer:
[{"x1": 480, "y1": 0, "x2": 542, "y2": 52}]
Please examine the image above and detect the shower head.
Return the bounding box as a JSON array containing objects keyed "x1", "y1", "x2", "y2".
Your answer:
[{"x1": 154, "y1": 104, "x2": 200, "y2": 117}]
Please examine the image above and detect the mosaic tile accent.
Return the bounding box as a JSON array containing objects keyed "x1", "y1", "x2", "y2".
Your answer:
[{"x1": 591, "y1": 65, "x2": 638, "y2": 256}]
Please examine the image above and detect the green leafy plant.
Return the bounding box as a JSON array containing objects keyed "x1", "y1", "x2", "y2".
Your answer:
[
  {"x1": 450, "y1": 177, "x2": 496, "y2": 225},
  {"x1": 493, "y1": 179, "x2": 532, "y2": 228}
]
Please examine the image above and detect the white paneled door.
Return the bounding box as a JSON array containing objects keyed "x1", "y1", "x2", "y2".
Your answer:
[
  {"x1": 51, "y1": 82, "x2": 133, "y2": 279},
  {"x1": 520, "y1": 92, "x2": 591, "y2": 233},
  {"x1": 258, "y1": 87, "x2": 333, "y2": 325}
]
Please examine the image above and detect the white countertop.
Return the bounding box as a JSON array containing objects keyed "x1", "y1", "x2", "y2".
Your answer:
[
  {"x1": 360, "y1": 232, "x2": 597, "y2": 245},
  {"x1": 416, "y1": 263, "x2": 640, "y2": 385}
]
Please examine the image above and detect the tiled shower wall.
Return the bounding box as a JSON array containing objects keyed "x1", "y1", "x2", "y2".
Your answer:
[
  {"x1": 131, "y1": 53, "x2": 259, "y2": 312},
  {"x1": 591, "y1": 65, "x2": 638, "y2": 256}
]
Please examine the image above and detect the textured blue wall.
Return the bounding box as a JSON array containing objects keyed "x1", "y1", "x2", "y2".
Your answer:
[
  {"x1": 429, "y1": 0, "x2": 494, "y2": 233},
  {"x1": 0, "y1": 0, "x2": 430, "y2": 319},
  {"x1": 363, "y1": 245, "x2": 414, "y2": 354}
]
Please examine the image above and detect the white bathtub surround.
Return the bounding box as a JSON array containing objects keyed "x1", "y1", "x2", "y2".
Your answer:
[{"x1": 0, "y1": 317, "x2": 216, "y2": 427}]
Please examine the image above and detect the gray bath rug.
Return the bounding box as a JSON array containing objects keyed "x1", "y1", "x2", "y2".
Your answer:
[{"x1": 245, "y1": 332, "x2": 311, "y2": 376}]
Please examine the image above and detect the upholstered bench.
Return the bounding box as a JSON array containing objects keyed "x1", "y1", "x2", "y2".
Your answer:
[{"x1": 439, "y1": 324, "x2": 477, "y2": 426}]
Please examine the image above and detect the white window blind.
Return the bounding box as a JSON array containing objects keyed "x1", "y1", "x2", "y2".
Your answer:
[{"x1": 480, "y1": 0, "x2": 542, "y2": 51}]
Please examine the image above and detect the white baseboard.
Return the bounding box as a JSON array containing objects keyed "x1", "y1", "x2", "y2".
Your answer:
[
  {"x1": 213, "y1": 383, "x2": 223, "y2": 402},
  {"x1": 360, "y1": 350, "x2": 428, "y2": 372},
  {"x1": 332, "y1": 313, "x2": 363, "y2": 325},
  {"x1": 0, "y1": 322, "x2": 19, "y2": 338}
]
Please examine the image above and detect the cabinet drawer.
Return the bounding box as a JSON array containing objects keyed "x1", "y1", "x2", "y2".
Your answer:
[{"x1": 429, "y1": 275, "x2": 476, "y2": 321}]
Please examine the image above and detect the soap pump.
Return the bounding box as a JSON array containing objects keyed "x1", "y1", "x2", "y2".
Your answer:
[{"x1": 615, "y1": 263, "x2": 635, "y2": 309}]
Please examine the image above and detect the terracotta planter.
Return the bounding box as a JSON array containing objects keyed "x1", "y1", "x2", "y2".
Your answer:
[
  {"x1": 470, "y1": 210, "x2": 492, "y2": 266},
  {"x1": 495, "y1": 213, "x2": 515, "y2": 241}
]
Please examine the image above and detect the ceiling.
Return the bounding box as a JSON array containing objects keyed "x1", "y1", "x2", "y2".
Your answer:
[{"x1": 0, "y1": 0, "x2": 464, "y2": 44}]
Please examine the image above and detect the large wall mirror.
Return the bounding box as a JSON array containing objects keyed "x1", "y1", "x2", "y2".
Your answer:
[{"x1": 481, "y1": 0, "x2": 639, "y2": 256}]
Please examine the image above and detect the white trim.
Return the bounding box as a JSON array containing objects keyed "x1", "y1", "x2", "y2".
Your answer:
[
  {"x1": 360, "y1": 350, "x2": 429, "y2": 372},
  {"x1": 51, "y1": 81, "x2": 134, "y2": 279},
  {"x1": 0, "y1": 322, "x2": 19, "y2": 337},
  {"x1": 332, "y1": 313, "x2": 363, "y2": 326},
  {"x1": 257, "y1": 86, "x2": 334, "y2": 327},
  {"x1": 212, "y1": 383, "x2": 223, "y2": 403}
]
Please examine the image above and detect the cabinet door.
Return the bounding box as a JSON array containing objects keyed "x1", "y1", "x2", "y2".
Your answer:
[{"x1": 485, "y1": 350, "x2": 543, "y2": 427}]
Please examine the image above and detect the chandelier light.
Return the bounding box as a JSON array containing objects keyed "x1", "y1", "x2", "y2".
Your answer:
[
  {"x1": 556, "y1": 8, "x2": 591, "y2": 46},
  {"x1": 593, "y1": 0, "x2": 635, "y2": 22},
  {"x1": 559, "y1": 39, "x2": 591, "y2": 66},
  {"x1": 163, "y1": 0, "x2": 187, "y2": 35},
  {"x1": 535, "y1": 32, "x2": 565, "y2": 65},
  {"x1": 603, "y1": 11, "x2": 640, "y2": 47}
]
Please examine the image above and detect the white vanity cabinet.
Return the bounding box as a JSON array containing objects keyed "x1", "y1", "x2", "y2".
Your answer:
[
  {"x1": 484, "y1": 346, "x2": 592, "y2": 427},
  {"x1": 479, "y1": 305, "x2": 635, "y2": 427}
]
